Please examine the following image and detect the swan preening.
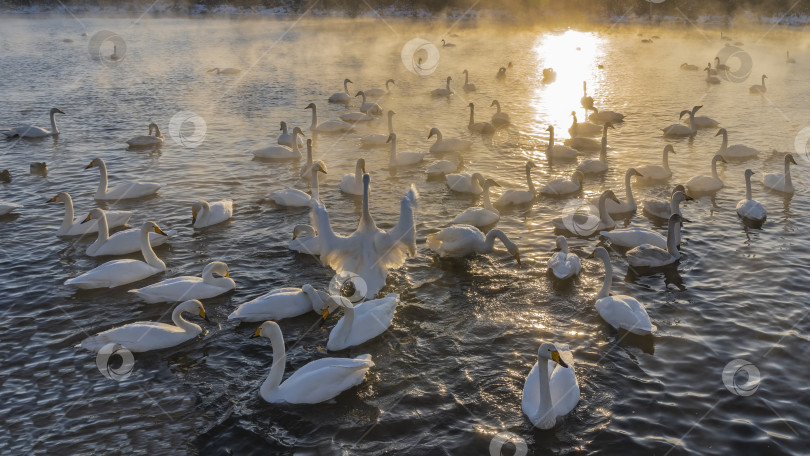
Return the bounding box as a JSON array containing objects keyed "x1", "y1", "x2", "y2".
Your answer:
[
  {"x1": 427, "y1": 225, "x2": 520, "y2": 264},
  {"x1": 431, "y1": 76, "x2": 453, "y2": 97},
  {"x1": 85, "y1": 158, "x2": 161, "y2": 200},
  {"x1": 360, "y1": 110, "x2": 395, "y2": 148},
  {"x1": 452, "y1": 178, "x2": 500, "y2": 227},
  {"x1": 328, "y1": 78, "x2": 353, "y2": 103},
  {"x1": 625, "y1": 214, "x2": 682, "y2": 268},
  {"x1": 65, "y1": 221, "x2": 169, "y2": 289},
  {"x1": 49, "y1": 192, "x2": 131, "y2": 236},
  {"x1": 327, "y1": 293, "x2": 398, "y2": 351},
  {"x1": 716, "y1": 128, "x2": 758, "y2": 160},
  {"x1": 364, "y1": 79, "x2": 395, "y2": 98},
  {"x1": 229, "y1": 284, "x2": 335, "y2": 322},
  {"x1": 278, "y1": 121, "x2": 305, "y2": 148},
  {"x1": 80, "y1": 300, "x2": 209, "y2": 352},
  {"x1": 495, "y1": 161, "x2": 537, "y2": 206},
  {"x1": 2, "y1": 108, "x2": 63, "y2": 138},
  {"x1": 522, "y1": 342, "x2": 580, "y2": 429},
  {"x1": 686, "y1": 154, "x2": 727, "y2": 195},
  {"x1": 130, "y1": 261, "x2": 235, "y2": 303},
  {"x1": 749, "y1": 74, "x2": 767, "y2": 94},
  {"x1": 250, "y1": 321, "x2": 374, "y2": 404},
  {"x1": 192, "y1": 199, "x2": 234, "y2": 228},
  {"x1": 467, "y1": 103, "x2": 495, "y2": 134},
  {"x1": 762, "y1": 153, "x2": 797, "y2": 194},
  {"x1": 429, "y1": 127, "x2": 472, "y2": 153},
  {"x1": 589, "y1": 247, "x2": 655, "y2": 335},
  {"x1": 0, "y1": 202, "x2": 23, "y2": 216},
  {"x1": 737, "y1": 169, "x2": 767, "y2": 224},
  {"x1": 312, "y1": 174, "x2": 418, "y2": 299},
  {"x1": 85, "y1": 208, "x2": 175, "y2": 257},
  {"x1": 126, "y1": 123, "x2": 164, "y2": 148},
  {"x1": 288, "y1": 224, "x2": 321, "y2": 255},
  {"x1": 306, "y1": 103, "x2": 353, "y2": 133},
  {"x1": 253, "y1": 126, "x2": 304, "y2": 159},
  {"x1": 547, "y1": 237, "x2": 581, "y2": 280}
]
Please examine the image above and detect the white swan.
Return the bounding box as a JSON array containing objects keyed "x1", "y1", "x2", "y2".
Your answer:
[
  {"x1": 716, "y1": 128, "x2": 758, "y2": 160},
  {"x1": 686, "y1": 154, "x2": 726, "y2": 195},
  {"x1": 642, "y1": 187, "x2": 690, "y2": 220},
  {"x1": 626, "y1": 214, "x2": 682, "y2": 268},
  {"x1": 429, "y1": 127, "x2": 472, "y2": 153},
  {"x1": 588, "y1": 107, "x2": 624, "y2": 124},
  {"x1": 522, "y1": 342, "x2": 580, "y2": 430},
  {"x1": 364, "y1": 79, "x2": 395, "y2": 98},
  {"x1": 589, "y1": 247, "x2": 656, "y2": 335},
  {"x1": 705, "y1": 67, "x2": 721, "y2": 84},
  {"x1": 360, "y1": 110, "x2": 395, "y2": 148},
  {"x1": 65, "y1": 221, "x2": 168, "y2": 289},
  {"x1": 462, "y1": 70, "x2": 476, "y2": 92},
  {"x1": 567, "y1": 121, "x2": 609, "y2": 151},
  {"x1": 80, "y1": 300, "x2": 209, "y2": 352},
  {"x1": 327, "y1": 293, "x2": 398, "y2": 351},
  {"x1": 636, "y1": 145, "x2": 675, "y2": 181},
  {"x1": 0, "y1": 202, "x2": 22, "y2": 215},
  {"x1": 749, "y1": 74, "x2": 767, "y2": 94},
  {"x1": 568, "y1": 111, "x2": 602, "y2": 138},
  {"x1": 431, "y1": 76, "x2": 453, "y2": 97},
  {"x1": 427, "y1": 225, "x2": 520, "y2": 263},
  {"x1": 601, "y1": 224, "x2": 666, "y2": 250},
  {"x1": 467, "y1": 103, "x2": 495, "y2": 134},
  {"x1": 299, "y1": 139, "x2": 315, "y2": 182},
  {"x1": 547, "y1": 237, "x2": 581, "y2": 280},
  {"x1": 85, "y1": 208, "x2": 174, "y2": 257},
  {"x1": 340, "y1": 159, "x2": 366, "y2": 195},
  {"x1": 305, "y1": 103, "x2": 354, "y2": 133},
  {"x1": 762, "y1": 153, "x2": 797, "y2": 194},
  {"x1": 580, "y1": 81, "x2": 594, "y2": 111},
  {"x1": 545, "y1": 126, "x2": 579, "y2": 160},
  {"x1": 130, "y1": 261, "x2": 235, "y2": 303},
  {"x1": 192, "y1": 199, "x2": 233, "y2": 228},
  {"x1": 328, "y1": 78, "x2": 353, "y2": 104},
  {"x1": 355, "y1": 91, "x2": 383, "y2": 116},
  {"x1": 252, "y1": 126, "x2": 304, "y2": 159},
  {"x1": 576, "y1": 124, "x2": 611, "y2": 175},
  {"x1": 278, "y1": 121, "x2": 304, "y2": 148},
  {"x1": 687, "y1": 105, "x2": 720, "y2": 129},
  {"x1": 208, "y1": 67, "x2": 240, "y2": 75},
  {"x1": 288, "y1": 224, "x2": 320, "y2": 255},
  {"x1": 600, "y1": 168, "x2": 643, "y2": 215},
  {"x1": 452, "y1": 178, "x2": 500, "y2": 227},
  {"x1": 126, "y1": 123, "x2": 164, "y2": 148},
  {"x1": 495, "y1": 161, "x2": 536, "y2": 206},
  {"x1": 229, "y1": 284, "x2": 334, "y2": 322},
  {"x1": 662, "y1": 110, "x2": 696, "y2": 138},
  {"x1": 540, "y1": 170, "x2": 584, "y2": 196},
  {"x1": 490, "y1": 100, "x2": 510, "y2": 127},
  {"x1": 737, "y1": 169, "x2": 767, "y2": 223},
  {"x1": 551, "y1": 190, "x2": 621, "y2": 236},
  {"x1": 426, "y1": 151, "x2": 463, "y2": 177},
  {"x1": 85, "y1": 158, "x2": 160, "y2": 200},
  {"x1": 250, "y1": 321, "x2": 374, "y2": 404},
  {"x1": 2, "y1": 108, "x2": 63, "y2": 138},
  {"x1": 269, "y1": 161, "x2": 326, "y2": 207},
  {"x1": 340, "y1": 111, "x2": 374, "y2": 123},
  {"x1": 387, "y1": 133, "x2": 426, "y2": 168},
  {"x1": 312, "y1": 175, "x2": 418, "y2": 299},
  {"x1": 49, "y1": 192, "x2": 131, "y2": 236},
  {"x1": 446, "y1": 172, "x2": 484, "y2": 194}
]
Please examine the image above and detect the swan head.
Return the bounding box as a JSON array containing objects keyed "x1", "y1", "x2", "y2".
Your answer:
[
  {"x1": 672, "y1": 184, "x2": 686, "y2": 194},
  {"x1": 526, "y1": 160, "x2": 536, "y2": 170},
  {"x1": 599, "y1": 189, "x2": 620, "y2": 205},
  {"x1": 84, "y1": 157, "x2": 105, "y2": 170},
  {"x1": 388, "y1": 110, "x2": 396, "y2": 118},
  {"x1": 386, "y1": 132, "x2": 396, "y2": 143},
  {"x1": 712, "y1": 154, "x2": 728, "y2": 165},
  {"x1": 356, "y1": 158, "x2": 366, "y2": 173},
  {"x1": 490, "y1": 100, "x2": 499, "y2": 108},
  {"x1": 786, "y1": 153, "x2": 798, "y2": 166},
  {"x1": 178, "y1": 299, "x2": 210, "y2": 323},
  {"x1": 714, "y1": 128, "x2": 727, "y2": 137},
  {"x1": 345, "y1": 78, "x2": 353, "y2": 84},
  {"x1": 570, "y1": 110, "x2": 576, "y2": 117},
  {"x1": 292, "y1": 127, "x2": 304, "y2": 137},
  {"x1": 82, "y1": 208, "x2": 105, "y2": 224},
  {"x1": 546, "y1": 125, "x2": 554, "y2": 133},
  {"x1": 672, "y1": 191, "x2": 692, "y2": 203},
  {"x1": 306, "y1": 138, "x2": 312, "y2": 150},
  {"x1": 537, "y1": 343, "x2": 568, "y2": 368},
  {"x1": 482, "y1": 178, "x2": 500, "y2": 190},
  {"x1": 468, "y1": 102, "x2": 475, "y2": 109},
  {"x1": 191, "y1": 202, "x2": 208, "y2": 224},
  {"x1": 48, "y1": 191, "x2": 71, "y2": 204},
  {"x1": 588, "y1": 246, "x2": 610, "y2": 263},
  {"x1": 292, "y1": 224, "x2": 316, "y2": 240},
  {"x1": 427, "y1": 127, "x2": 440, "y2": 139},
  {"x1": 446, "y1": 76, "x2": 452, "y2": 82},
  {"x1": 555, "y1": 236, "x2": 568, "y2": 252},
  {"x1": 762, "y1": 74, "x2": 768, "y2": 79},
  {"x1": 472, "y1": 172, "x2": 486, "y2": 185},
  {"x1": 572, "y1": 170, "x2": 584, "y2": 184},
  {"x1": 142, "y1": 220, "x2": 168, "y2": 236},
  {"x1": 279, "y1": 121, "x2": 287, "y2": 131},
  {"x1": 664, "y1": 144, "x2": 676, "y2": 155},
  {"x1": 311, "y1": 160, "x2": 328, "y2": 174},
  {"x1": 354, "y1": 91, "x2": 364, "y2": 97},
  {"x1": 251, "y1": 321, "x2": 280, "y2": 339},
  {"x1": 692, "y1": 105, "x2": 703, "y2": 114},
  {"x1": 50, "y1": 108, "x2": 65, "y2": 115},
  {"x1": 678, "y1": 109, "x2": 691, "y2": 119},
  {"x1": 204, "y1": 261, "x2": 230, "y2": 279},
  {"x1": 463, "y1": 69, "x2": 468, "y2": 75},
  {"x1": 304, "y1": 103, "x2": 316, "y2": 110},
  {"x1": 628, "y1": 168, "x2": 643, "y2": 178},
  {"x1": 744, "y1": 168, "x2": 755, "y2": 179},
  {"x1": 603, "y1": 122, "x2": 615, "y2": 131}
]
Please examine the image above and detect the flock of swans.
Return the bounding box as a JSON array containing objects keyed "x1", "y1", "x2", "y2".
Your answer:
[{"x1": 0, "y1": 38, "x2": 802, "y2": 433}]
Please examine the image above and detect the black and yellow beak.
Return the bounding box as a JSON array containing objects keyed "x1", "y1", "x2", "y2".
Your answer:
[
  {"x1": 551, "y1": 350, "x2": 568, "y2": 368},
  {"x1": 48, "y1": 195, "x2": 58, "y2": 202},
  {"x1": 225, "y1": 270, "x2": 230, "y2": 278},
  {"x1": 514, "y1": 252, "x2": 521, "y2": 266},
  {"x1": 81, "y1": 214, "x2": 92, "y2": 224},
  {"x1": 154, "y1": 226, "x2": 167, "y2": 236},
  {"x1": 199, "y1": 309, "x2": 211, "y2": 323},
  {"x1": 321, "y1": 308, "x2": 330, "y2": 320},
  {"x1": 84, "y1": 162, "x2": 94, "y2": 169},
  {"x1": 250, "y1": 327, "x2": 261, "y2": 338},
  {"x1": 191, "y1": 211, "x2": 197, "y2": 225}
]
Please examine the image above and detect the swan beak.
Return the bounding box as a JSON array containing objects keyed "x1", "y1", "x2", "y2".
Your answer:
[
  {"x1": 81, "y1": 214, "x2": 92, "y2": 224},
  {"x1": 681, "y1": 217, "x2": 693, "y2": 223},
  {"x1": 154, "y1": 226, "x2": 167, "y2": 236},
  {"x1": 250, "y1": 327, "x2": 262, "y2": 338},
  {"x1": 551, "y1": 350, "x2": 568, "y2": 368},
  {"x1": 48, "y1": 196, "x2": 58, "y2": 202},
  {"x1": 200, "y1": 309, "x2": 211, "y2": 323},
  {"x1": 790, "y1": 156, "x2": 798, "y2": 165},
  {"x1": 587, "y1": 250, "x2": 595, "y2": 259},
  {"x1": 84, "y1": 162, "x2": 94, "y2": 169},
  {"x1": 321, "y1": 308, "x2": 330, "y2": 320},
  {"x1": 56, "y1": 109, "x2": 65, "y2": 114},
  {"x1": 192, "y1": 210, "x2": 198, "y2": 224},
  {"x1": 514, "y1": 252, "x2": 521, "y2": 265},
  {"x1": 685, "y1": 195, "x2": 694, "y2": 201},
  {"x1": 292, "y1": 232, "x2": 298, "y2": 240},
  {"x1": 225, "y1": 270, "x2": 230, "y2": 278}
]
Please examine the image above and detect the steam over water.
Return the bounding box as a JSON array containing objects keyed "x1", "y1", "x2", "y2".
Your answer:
[{"x1": 1, "y1": 17, "x2": 809, "y2": 455}]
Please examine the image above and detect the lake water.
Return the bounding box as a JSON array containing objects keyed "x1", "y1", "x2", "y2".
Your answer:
[{"x1": 0, "y1": 16, "x2": 808, "y2": 455}]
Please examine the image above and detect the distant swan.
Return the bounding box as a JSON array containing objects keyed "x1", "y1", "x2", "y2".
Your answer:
[
  {"x1": 364, "y1": 79, "x2": 395, "y2": 98},
  {"x1": 547, "y1": 236, "x2": 581, "y2": 280},
  {"x1": 787, "y1": 51, "x2": 796, "y2": 64},
  {"x1": 431, "y1": 76, "x2": 454, "y2": 97},
  {"x1": 426, "y1": 151, "x2": 463, "y2": 177},
  {"x1": 545, "y1": 125, "x2": 579, "y2": 160},
  {"x1": 588, "y1": 107, "x2": 624, "y2": 124},
  {"x1": 126, "y1": 123, "x2": 164, "y2": 148},
  {"x1": 253, "y1": 126, "x2": 304, "y2": 159},
  {"x1": 687, "y1": 105, "x2": 720, "y2": 129},
  {"x1": 387, "y1": 133, "x2": 426, "y2": 168},
  {"x1": 462, "y1": 70, "x2": 476, "y2": 92},
  {"x1": 705, "y1": 67, "x2": 721, "y2": 84},
  {"x1": 305, "y1": 103, "x2": 354, "y2": 133},
  {"x1": 441, "y1": 39, "x2": 456, "y2": 47},
  {"x1": 588, "y1": 247, "x2": 656, "y2": 335},
  {"x1": 490, "y1": 100, "x2": 511, "y2": 127},
  {"x1": 85, "y1": 157, "x2": 160, "y2": 200},
  {"x1": 2, "y1": 107, "x2": 64, "y2": 138},
  {"x1": 429, "y1": 127, "x2": 472, "y2": 153},
  {"x1": 467, "y1": 103, "x2": 495, "y2": 134},
  {"x1": 328, "y1": 78, "x2": 353, "y2": 104},
  {"x1": 208, "y1": 67, "x2": 240, "y2": 75},
  {"x1": 749, "y1": 74, "x2": 767, "y2": 94},
  {"x1": 360, "y1": 110, "x2": 395, "y2": 148},
  {"x1": 737, "y1": 169, "x2": 766, "y2": 223},
  {"x1": 568, "y1": 111, "x2": 602, "y2": 137},
  {"x1": 355, "y1": 91, "x2": 383, "y2": 116},
  {"x1": 278, "y1": 121, "x2": 304, "y2": 148},
  {"x1": 662, "y1": 110, "x2": 696, "y2": 138}
]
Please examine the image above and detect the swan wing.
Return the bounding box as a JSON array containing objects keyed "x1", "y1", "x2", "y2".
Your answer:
[
  {"x1": 270, "y1": 189, "x2": 311, "y2": 207},
  {"x1": 427, "y1": 225, "x2": 483, "y2": 257},
  {"x1": 80, "y1": 321, "x2": 197, "y2": 352},
  {"x1": 65, "y1": 260, "x2": 163, "y2": 289},
  {"x1": 374, "y1": 185, "x2": 418, "y2": 264},
  {"x1": 274, "y1": 355, "x2": 374, "y2": 404},
  {"x1": 595, "y1": 295, "x2": 654, "y2": 334},
  {"x1": 229, "y1": 288, "x2": 313, "y2": 322},
  {"x1": 101, "y1": 181, "x2": 161, "y2": 200}
]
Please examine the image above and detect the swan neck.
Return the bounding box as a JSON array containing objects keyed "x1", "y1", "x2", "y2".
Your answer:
[
  {"x1": 360, "y1": 179, "x2": 375, "y2": 229},
  {"x1": 494, "y1": 100, "x2": 501, "y2": 113},
  {"x1": 526, "y1": 167, "x2": 536, "y2": 193},
  {"x1": 547, "y1": 128, "x2": 555, "y2": 149},
  {"x1": 387, "y1": 114, "x2": 394, "y2": 134},
  {"x1": 745, "y1": 173, "x2": 753, "y2": 200},
  {"x1": 667, "y1": 219, "x2": 680, "y2": 255},
  {"x1": 468, "y1": 106, "x2": 475, "y2": 127},
  {"x1": 95, "y1": 213, "x2": 110, "y2": 244},
  {"x1": 711, "y1": 157, "x2": 720, "y2": 180},
  {"x1": 670, "y1": 196, "x2": 682, "y2": 217},
  {"x1": 535, "y1": 356, "x2": 554, "y2": 424},
  {"x1": 599, "y1": 195, "x2": 614, "y2": 225},
  {"x1": 310, "y1": 168, "x2": 320, "y2": 201},
  {"x1": 334, "y1": 303, "x2": 355, "y2": 348},
  {"x1": 785, "y1": 157, "x2": 793, "y2": 186},
  {"x1": 482, "y1": 185, "x2": 496, "y2": 211},
  {"x1": 343, "y1": 79, "x2": 349, "y2": 94},
  {"x1": 172, "y1": 305, "x2": 202, "y2": 334},
  {"x1": 96, "y1": 161, "x2": 108, "y2": 196},
  {"x1": 464, "y1": 71, "x2": 469, "y2": 84},
  {"x1": 663, "y1": 149, "x2": 671, "y2": 170},
  {"x1": 291, "y1": 131, "x2": 300, "y2": 155},
  {"x1": 309, "y1": 106, "x2": 317, "y2": 129},
  {"x1": 598, "y1": 256, "x2": 612, "y2": 299},
  {"x1": 624, "y1": 172, "x2": 635, "y2": 205},
  {"x1": 140, "y1": 226, "x2": 165, "y2": 269},
  {"x1": 389, "y1": 136, "x2": 397, "y2": 162},
  {"x1": 261, "y1": 326, "x2": 287, "y2": 396},
  {"x1": 600, "y1": 134, "x2": 607, "y2": 161},
  {"x1": 50, "y1": 110, "x2": 59, "y2": 134}
]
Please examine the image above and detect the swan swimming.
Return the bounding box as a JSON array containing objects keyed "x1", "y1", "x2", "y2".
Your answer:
[
  {"x1": 2, "y1": 108, "x2": 63, "y2": 138},
  {"x1": 551, "y1": 190, "x2": 621, "y2": 236},
  {"x1": 626, "y1": 214, "x2": 682, "y2": 268},
  {"x1": 431, "y1": 76, "x2": 453, "y2": 97},
  {"x1": 360, "y1": 110, "x2": 396, "y2": 148},
  {"x1": 588, "y1": 106, "x2": 624, "y2": 124},
  {"x1": 427, "y1": 224, "x2": 520, "y2": 264},
  {"x1": 686, "y1": 154, "x2": 727, "y2": 195},
  {"x1": 462, "y1": 70, "x2": 476, "y2": 92},
  {"x1": 522, "y1": 342, "x2": 580, "y2": 430},
  {"x1": 208, "y1": 67, "x2": 241, "y2": 75},
  {"x1": 642, "y1": 187, "x2": 691, "y2": 221},
  {"x1": 305, "y1": 103, "x2": 353, "y2": 133},
  {"x1": 662, "y1": 110, "x2": 696, "y2": 138},
  {"x1": 250, "y1": 321, "x2": 374, "y2": 404},
  {"x1": 636, "y1": 145, "x2": 675, "y2": 181},
  {"x1": 452, "y1": 178, "x2": 501, "y2": 228},
  {"x1": 84, "y1": 208, "x2": 174, "y2": 257},
  {"x1": 65, "y1": 221, "x2": 169, "y2": 289},
  {"x1": 599, "y1": 168, "x2": 643, "y2": 215},
  {"x1": 429, "y1": 127, "x2": 472, "y2": 153},
  {"x1": 545, "y1": 126, "x2": 579, "y2": 160},
  {"x1": 192, "y1": 199, "x2": 234, "y2": 228},
  {"x1": 490, "y1": 100, "x2": 511, "y2": 127},
  {"x1": 355, "y1": 91, "x2": 383, "y2": 116},
  {"x1": 580, "y1": 81, "x2": 594, "y2": 111},
  {"x1": 327, "y1": 294, "x2": 399, "y2": 351},
  {"x1": 547, "y1": 237, "x2": 581, "y2": 280},
  {"x1": 576, "y1": 124, "x2": 612, "y2": 174},
  {"x1": 126, "y1": 123, "x2": 164, "y2": 148},
  {"x1": 446, "y1": 171, "x2": 484, "y2": 194},
  {"x1": 49, "y1": 192, "x2": 131, "y2": 236},
  {"x1": 387, "y1": 133, "x2": 426, "y2": 168},
  {"x1": 0, "y1": 202, "x2": 22, "y2": 215},
  {"x1": 589, "y1": 247, "x2": 656, "y2": 335},
  {"x1": 339, "y1": 159, "x2": 366, "y2": 195},
  {"x1": 252, "y1": 126, "x2": 304, "y2": 159},
  {"x1": 687, "y1": 105, "x2": 720, "y2": 129},
  {"x1": 278, "y1": 121, "x2": 305, "y2": 148},
  {"x1": 426, "y1": 151, "x2": 463, "y2": 177},
  {"x1": 540, "y1": 170, "x2": 584, "y2": 196},
  {"x1": 495, "y1": 161, "x2": 537, "y2": 206},
  {"x1": 749, "y1": 74, "x2": 767, "y2": 94},
  {"x1": 80, "y1": 300, "x2": 209, "y2": 352},
  {"x1": 85, "y1": 158, "x2": 160, "y2": 200},
  {"x1": 762, "y1": 153, "x2": 797, "y2": 194},
  {"x1": 737, "y1": 169, "x2": 767, "y2": 224},
  {"x1": 568, "y1": 111, "x2": 603, "y2": 137},
  {"x1": 130, "y1": 261, "x2": 235, "y2": 303},
  {"x1": 364, "y1": 79, "x2": 395, "y2": 98},
  {"x1": 328, "y1": 78, "x2": 353, "y2": 104},
  {"x1": 269, "y1": 161, "x2": 327, "y2": 207},
  {"x1": 229, "y1": 284, "x2": 335, "y2": 322},
  {"x1": 288, "y1": 224, "x2": 320, "y2": 256},
  {"x1": 467, "y1": 103, "x2": 495, "y2": 134},
  {"x1": 716, "y1": 128, "x2": 758, "y2": 160}
]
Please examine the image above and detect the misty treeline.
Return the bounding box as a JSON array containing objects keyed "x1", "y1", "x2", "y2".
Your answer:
[{"x1": 1, "y1": 0, "x2": 807, "y2": 19}]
